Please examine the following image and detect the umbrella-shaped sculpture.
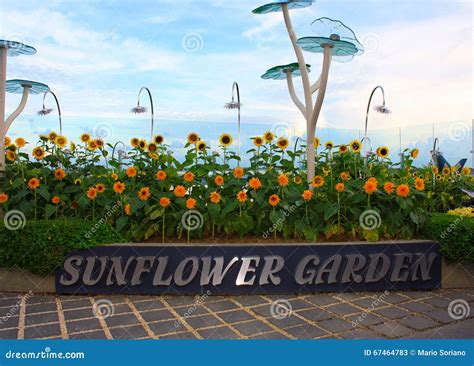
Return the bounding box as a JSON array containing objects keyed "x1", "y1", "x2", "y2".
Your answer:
[
  {"x1": 252, "y1": 2, "x2": 364, "y2": 186},
  {"x1": 131, "y1": 87, "x2": 154, "y2": 141},
  {"x1": 1, "y1": 79, "x2": 49, "y2": 172},
  {"x1": 362, "y1": 86, "x2": 391, "y2": 154},
  {"x1": 224, "y1": 82, "x2": 242, "y2": 157},
  {"x1": 37, "y1": 90, "x2": 63, "y2": 135},
  {"x1": 0, "y1": 40, "x2": 37, "y2": 174},
  {"x1": 261, "y1": 63, "x2": 311, "y2": 118}
]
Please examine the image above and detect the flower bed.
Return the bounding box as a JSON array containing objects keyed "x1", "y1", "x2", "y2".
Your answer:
[{"x1": 1, "y1": 132, "x2": 472, "y2": 243}]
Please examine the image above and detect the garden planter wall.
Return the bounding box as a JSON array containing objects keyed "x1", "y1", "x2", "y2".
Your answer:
[{"x1": 54, "y1": 240, "x2": 442, "y2": 295}]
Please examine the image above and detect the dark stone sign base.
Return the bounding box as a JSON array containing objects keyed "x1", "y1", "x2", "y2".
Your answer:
[{"x1": 55, "y1": 241, "x2": 441, "y2": 295}]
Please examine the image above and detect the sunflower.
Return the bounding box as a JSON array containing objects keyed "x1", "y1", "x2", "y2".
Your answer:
[
  {"x1": 54, "y1": 168, "x2": 66, "y2": 181},
  {"x1": 277, "y1": 173, "x2": 289, "y2": 187},
  {"x1": 340, "y1": 172, "x2": 350, "y2": 181},
  {"x1": 376, "y1": 146, "x2": 389, "y2": 159},
  {"x1": 48, "y1": 131, "x2": 58, "y2": 142},
  {"x1": 154, "y1": 135, "x2": 164, "y2": 145},
  {"x1": 160, "y1": 197, "x2": 171, "y2": 208},
  {"x1": 96, "y1": 183, "x2": 106, "y2": 193},
  {"x1": 293, "y1": 176, "x2": 302, "y2": 185},
  {"x1": 312, "y1": 175, "x2": 325, "y2": 188},
  {"x1": 113, "y1": 181, "x2": 126, "y2": 194},
  {"x1": 322, "y1": 166, "x2": 331, "y2": 176},
  {"x1": 4, "y1": 136, "x2": 11, "y2": 146},
  {"x1": 263, "y1": 131, "x2": 274, "y2": 143},
  {"x1": 384, "y1": 182, "x2": 395, "y2": 194},
  {"x1": 396, "y1": 184, "x2": 410, "y2": 197},
  {"x1": 339, "y1": 145, "x2": 348, "y2": 154},
  {"x1": 314, "y1": 137, "x2": 320, "y2": 149},
  {"x1": 268, "y1": 194, "x2": 280, "y2": 207},
  {"x1": 124, "y1": 203, "x2": 131, "y2": 216},
  {"x1": 80, "y1": 133, "x2": 91, "y2": 143},
  {"x1": 27, "y1": 178, "x2": 40, "y2": 190},
  {"x1": 130, "y1": 137, "x2": 140, "y2": 148},
  {"x1": 86, "y1": 187, "x2": 97, "y2": 200},
  {"x1": 156, "y1": 170, "x2": 167, "y2": 181},
  {"x1": 74, "y1": 178, "x2": 82, "y2": 186},
  {"x1": 186, "y1": 198, "x2": 197, "y2": 209},
  {"x1": 436, "y1": 174, "x2": 442, "y2": 181},
  {"x1": 111, "y1": 173, "x2": 118, "y2": 181},
  {"x1": 0, "y1": 193, "x2": 9, "y2": 204},
  {"x1": 148, "y1": 143, "x2": 158, "y2": 153},
  {"x1": 51, "y1": 196, "x2": 61, "y2": 205},
  {"x1": 442, "y1": 166, "x2": 451, "y2": 176},
  {"x1": 462, "y1": 167, "x2": 471, "y2": 176},
  {"x1": 126, "y1": 166, "x2": 137, "y2": 178},
  {"x1": 187, "y1": 132, "x2": 199, "y2": 145},
  {"x1": 210, "y1": 191, "x2": 221, "y2": 204},
  {"x1": 432, "y1": 166, "x2": 439, "y2": 175},
  {"x1": 15, "y1": 137, "x2": 26, "y2": 148},
  {"x1": 196, "y1": 141, "x2": 206, "y2": 151},
  {"x1": 415, "y1": 178, "x2": 425, "y2": 191},
  {"x1": 184, "y1": 172, "x2": 194, "y2": 182},
  {"x1": 137, "y1": 187, "x2": 151, "y2": 201},
  {"x1": 149, "y1": 152, "x2": 159, "y2": 160},
  {"x1": 174, "y1": 185, "x2": 186, "y2": 198},
  {"x1": 70, "y1": 142, "x2": 76, "y2": 152},
  {"x1": 214, "y1": 175, "x2": 224, "y2": 186},
  {"x1": 411, "y1": 148, "x2": 419, "y2": 159},
  {"x1": 233, "y1": 167, "x2": 244, "y2": 179},
  {"x1": 219, "y1": 133, "x2": 233, "y2": 147},
  {"x1": 95, "y1": 139, "x2": 104, "y2": 149},
  {"x1": 249, "y1": 177, "x2": 261, "y2": 190},
  {"x1": 325, "y1": 141, "x2": 334, "y2": 150},
  {"x1": 335, "y1": 183, "x2": 345, "y2": 192},
  {"x1": 277, "y1": 137, "x2": 289, "y2": 150},
  {"x1": 138, "y1": 139, "x2": 147, "y2": 150},
  {"x1": 253, "y1": 136, "x2": 264, "y2": 147},
  {"x1": 54, "y1": 136, "x2": 67, "y2": 148},
  {"x1": 88, "y1": 140, "x2": 98, "y2": 151},
  {"x1": 364, "y1": 180, "x2": 377, "y2": 194},
  {"x1": 302, "y1": 190, "x2": 313, "y2": 201},
  {"x1": 6, "y1": 150, "x2": 15, "y2": 162},
  {"x1": 350, "y1": 139, "x2": 362, "y2": 153},
  {"x1": 237, "y1": 190, "x2": 248, "y2": 203}
]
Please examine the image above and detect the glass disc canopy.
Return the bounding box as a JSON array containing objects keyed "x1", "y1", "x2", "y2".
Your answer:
[
  {"x1": 0, "y1": 40, "x2": 37, "y2": 57},
  {"x1": 296, "y1": 17, "x2": 364, "y2": 62},
  {"x1": 6, "y1": 79, "x2": 50, "y2": 94},
  {"x1": 252, "y1": 0, "x2": 313, "y2": 14},
  {"x1": 261, "y1": 63, "x2": 311, "y2": 80}
]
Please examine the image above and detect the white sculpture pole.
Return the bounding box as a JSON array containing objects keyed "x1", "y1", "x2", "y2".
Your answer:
[{"x1": 0, "y1": 47, "x2": 6, "y2": 175}]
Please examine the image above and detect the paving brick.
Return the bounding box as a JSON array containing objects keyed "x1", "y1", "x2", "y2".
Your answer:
[
  {"x1": 326, "y1": 303, "x2": 361, "y2": 316},
  {"x1": 399, "y1": 301, "x2": 435, "y2": 313},
  {"x1": 105, "y1": 313, "x2": 140, "y2": 328},
  {"x1": 399, "y1": 315, "x2": 439, "y2": 330},
  {"x1": 284, "y1": 324, "x2": 328, "y2": 339},
  {"x1": 205, "y1": 300, "x2": 240, "y2": 312},
  {"x1": 297, "y1": 308, "x2": 334, "y2": 322},
  {"x1": 148, "y1": 319, "x2": 182, "y2": 335},
  {"x1": 217, "y1": 310, "x2": 255, "y2": 323},
  {"x1": 267, "y1": 314, "x2": 306, "y2": 329},
  {"x1": 318, "y1": 318, "x2": 353, "y2": 333},
  {"x1": 25, "y1": 312, "x2": 59, "y2": 326},
  {"x1": 370, "y1": 322, "x2": 413, "y2": 338},
  {"x1": 374, "y1": 306, "x2": 410, "y2": 319},
  {"x1": 173, "y1": 305, "x2": 209, "y2": 317},
  {"x1": 66, "y1": 318, "x2": 103, "y2": 333},
  {"x1": 235, "y1": 296, "x2": 269, "y2": 307},
  {"x1": 340, "y1": 329, "x2": 385, "y2": 339},
  {"x1": 159, "y1": 331, "x2": 198, "y2": 339},
  {"x1": 0, "y1": 328, "x2": 18, "y2": 339},
  {"x1": 69, "y1": 330, "x2": 107, "y2": 339},
  {"x1": 110, "y1": 325, "x2": 149, "y2": 339},
  {"x1": 25, "y1": 302, "x2": 57, "y2": 314},
  {"x1": 24, "y1": 323, "x2": 61, "y2": 339},
  {"x1": 304, "y1": 295, "x2": 340, "y2": 307},
  {"x1": 425, "y1": 309, "x2": 460, "y2": 324},
  {"x1": 346, "y1": 312, "x2": 385, "y2": 327},
  {"x1": 231, "y1": 320, "x2": 273, "y2": 336},
  {"x1": 131, "y1": 300, "x2": 165, "y2": 312},
  {"x1": 185, "y1": 314, "x2": 223, "y2": 330},
  {"x1": 140, "y1": 309, "x2": 175, "y2": 322},
  {"x1": 198, "y1": 326, "x2": 240, "y2": 339},
  {"x1": 248, "y1": 331, "x2": 290, "y2": 339}
]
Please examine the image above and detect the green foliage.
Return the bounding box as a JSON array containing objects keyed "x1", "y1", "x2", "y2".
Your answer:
[
  {"x1": 0, "y1": 219, "x2": 124, "y2": 275},
  {"x1": 422, "y1": 213, "x2": 474, "y2": 263}
]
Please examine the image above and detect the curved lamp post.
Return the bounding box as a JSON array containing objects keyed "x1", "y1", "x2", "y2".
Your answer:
[
  {"x1": 253, "y1": 2, "x2": 364, "y2": 186},
  {"x1": 37, "y1": 90, "x2": 63, "y2": 135},
  {"x1": 0, "y1": 39, "x2": 37, "y2": 174},
  {"x1": 111, "y1": 141, "x2": 127, "y2": 169},
  {"x1": 131, "y1": 87, "x2": 154, "y2": 141},
  {"x1": 224, "y1": 81, "x2": 242, "y2": 157},
  {"x1": 1, "y1": 79, "x2": 49, "y2": 172},
  {"x1": 362, "y1": 86, "x2": 391, "y2": 153}
]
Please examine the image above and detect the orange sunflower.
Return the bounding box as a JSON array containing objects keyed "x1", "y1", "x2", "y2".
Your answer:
[
  {"x1": 183, "y1": 172, "x2": 194, "y2": 182},
  {"x1": 113, "y1": 181, "x2": 126, "y2": 194},
  {"x1": 210, "y1": 192, "x2": 221, "y2": 204},
  {"x1": 186, "y1": 198, "x2": 197, "y2": 209},
  {"x1": 27, "y1": 178, "x2": 40, "y2": 190},
  {"x1": 312, "y1": 175, "x2": 325, "y2": 188},
  {"x1": 233, "y1": 167, "x2": 244, "y2": 179},
  {"x1": 268, "y1": 194, "x2": 280, "y2": 207},
  {"x1": 237, "y1": 190, "x2": 248, "y2": 203},
  {"x1": 160, "y1": 197, "x2": 171, "y2": 208},
  {"x1": 335, "y1": 183, "x2": 345, "y2": 193},
  {"x1": 0, "y1": 193, "x2": 9, "y2": 204},
  {"x1": 340, "y1": 172, "x2": 350, "y2": 181},
  {"x1": 174, "y1": 185, "x2": 186, "y2": 198},
  {"x1": 51, "y1": 196, "x2": 61, "y2": 205},
  {"x1": 138, "y1": 187, "x2": 151, "y2": 201},
  {"x1": 126, "y1": 166, "x2": 137, "y2": 178},
  {"x1": 249, "y1": 177, "x2": 262, "y2": 190},
  {"x1": 397, "y1": 184, "x2": 410, "y2": 197},
  {"x1": 415, "y1": 178, "x2": 425, "y2": 191},
  {"x1": 383, "y1": 182, "x2": 395, "y2": 194},
  {"x1": 86, "y1": 187, "x2": 97, "y2": 200},
  {"x1": 302, "y1": 190, "x2": 313, "y2": 201},
  {"x1": 214, "y1": 175, "x2": 224, "y2": 186},
  {"x1": 278, "y1": 173, "x2": 289, "y2": 187},
  {"x1": 124, "y1": 203, "x2": 131, "y2": 216},
  {"x1": 54, "y1": 168, "x2": 66, "y2": 181},
  {"x1": 156, "y1": 170, "x2": 167, "y2": 181},
  {"x1": 96, "y1": 183, "x2": 106, "y2": 193},
  {"x1": 364, "y1": 180, "x2": 377, "y2": 195}
]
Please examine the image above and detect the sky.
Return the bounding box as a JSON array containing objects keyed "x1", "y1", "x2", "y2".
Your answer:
[{"x1": 0, "y1": 0, "x2": 472, "y2": 164}]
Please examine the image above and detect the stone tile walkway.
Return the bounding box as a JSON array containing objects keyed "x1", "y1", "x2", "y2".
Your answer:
[{"x1": 0, "y1": 289, "x2": 472, "y2": 340}]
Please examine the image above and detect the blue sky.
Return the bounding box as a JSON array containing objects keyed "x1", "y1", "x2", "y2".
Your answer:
[{"x1": 0, "y1": 0, "x2": 472, "y2": 164}]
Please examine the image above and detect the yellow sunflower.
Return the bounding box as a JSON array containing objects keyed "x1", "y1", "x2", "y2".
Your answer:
[
  {"x1": 219, "y1": 133, "x2": 233, "y2": 147},
  {"x1": 80, "y1": 133, "x2": 91, "y2": 143},
  {"x1": 15, "y1": 137, "x2": 26, "y2": 148},
  {"x1": 314, "y1": 137, "x2": 320, "y2": 149},
  {"x1": 325, "y1": 141, "x2": 334, "y2": 150},
  {"x1": 6, "y1": 150, "x2": 15, "y2": 162},
  {"x1": 187, "y1": 132, "x2": 199, "y2": 145},
  {"x1": 276, "y1": 137, "x2": 289, "y2": 150},
  {"x1": 253, "y1": 136, "x2": 264, "y2": 147},
  {"x1": 154, "y1": 135, "x2": 164, "y2": 145},
  {"x1": 442, "y1": 165, "x2": 451, "y2": 176},
  {"x1": 350, "y1": 139, "x2": 361, "y2": 153},
  {"x1": 55, "y1": 136, "x2": 68, "y2": 148},
  {"x1": 263, "y1": 131, "x2": 274, "y2": 143},
  {"x1": 462, "y1": 167, "x2": 471, "y2": 176},
  {"x1": 377, "y1": 146, "x2": 389, "y2": 159},
  {"x1": 32, "y1": 147, "x2": 45, "y2": 160},
  {"x1": 138, "y1": 139, "x2": 147, "y2": 150},
  {"x1": 130, "y1": 137, "x2": 140, "y2": 148},
  {"x1": 197, "y1": 141, "x2": 206, "y2": 151},
  {"x1": 48, "y1": 131, "x2": 58, "y2": 142}
]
